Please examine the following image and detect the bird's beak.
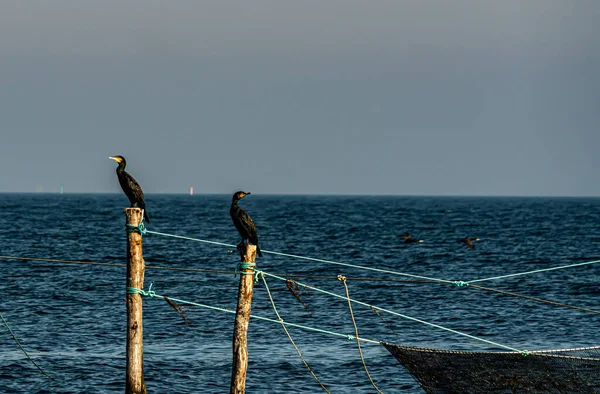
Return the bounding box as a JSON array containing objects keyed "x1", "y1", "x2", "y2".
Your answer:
[
  {"x1": 246, "y1": 192, "x2": 251, "y2": 195},
  {"x1": 109, "y1": 156, "x2": 116, "y2": 161}
]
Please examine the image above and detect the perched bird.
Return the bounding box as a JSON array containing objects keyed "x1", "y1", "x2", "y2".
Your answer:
[
  {"x1": 109, "y1": 155, "x2": 150, "y2": 223},
  {"x1": 459, "y1": 237, "x2": 480, "y2": 249},
  {"x1": 230, "y1": 191, "x2": 262, "y2": 257},
  {"x1": 401, "y1": 232, "x2": 423, "y2": 244}
]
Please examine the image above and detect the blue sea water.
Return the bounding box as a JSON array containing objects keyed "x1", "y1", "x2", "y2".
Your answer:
[{"x1": 0, "y1": 194, "x2": 599, "y2": 393}]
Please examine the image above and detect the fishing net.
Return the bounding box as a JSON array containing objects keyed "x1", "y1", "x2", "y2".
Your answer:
[{"x1": 383, "y1": 343, "x2": 600, "y2": 393}]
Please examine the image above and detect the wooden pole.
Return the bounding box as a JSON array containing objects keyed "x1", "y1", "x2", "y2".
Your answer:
[
  {"x1": 125, "y1": 208, "x2": 147, "y2": 394},
  {"x1": 230, "y1": 244, "x2": 257, "y2": 394}
]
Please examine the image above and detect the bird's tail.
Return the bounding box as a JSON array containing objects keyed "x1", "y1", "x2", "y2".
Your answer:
[
  {"x1": 144, "y1": 210, "x2": 150, "y2": 224},
  {"x1": 257, "y1": 245, "x2": 263, "y2": 257}
]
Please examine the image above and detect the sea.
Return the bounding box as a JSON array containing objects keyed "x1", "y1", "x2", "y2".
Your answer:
[{"x1": 1, "y1": 194, "x2": 599, "y2": 393}]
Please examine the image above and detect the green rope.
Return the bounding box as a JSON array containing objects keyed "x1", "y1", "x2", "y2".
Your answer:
[
  {"x1": 128, "y1": 283, "x2": 156, "y2": 297},
  {"x1": 254, "y1": 270, "x2": 264, "y2": 284},
  {"x1": 338, "y1": 275, "x2": 384, "y2": 394},
  {"x1": 145, "y1": 230, "x2": 600, "y2": 286},
  {"x1": 145, "y1": 230, "x2": 453, "y2": 284},
  {"x1": 235, "y1": 261, "x2": 256, "y2": 275},
  {"x1": 0, "y1": 311, "x2": 54, "y2": 380},
  {"x1": 129, "y1": 286, "x2": 379, "y2": 344},
  {"x1": 126, "y1": 221, "x2": 147, "y2": 235},
  {"x1": 261, "y1": 271, "x2": 528, "y2": 354},
  {"x1": 466, "y1": 259, "x2": 600, "y2": 284},
  {"x1": 260, "y1": 274, "x2": 332, "y2": 393},
  {"x1": 146, "y1": 230, "x2": 234, "y2": 247}
]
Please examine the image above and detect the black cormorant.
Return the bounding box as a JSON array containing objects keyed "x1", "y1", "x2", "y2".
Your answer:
[
  {"x1": 460, "y1": 237, "x2": 480, "y2": 249},
  {"x1": 109, "y1": 155, "x2": 150, "y2": 223},
  {"x1": 230, "y1": 191, "x2": 262, "y2": 257},
  {"x1": 401, "y1": 232, "x2": 423, "y2": 244}
]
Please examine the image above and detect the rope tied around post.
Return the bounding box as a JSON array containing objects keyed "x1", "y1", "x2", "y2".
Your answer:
[
  {"x1": 124, "y1": 207, "x2": 148, "y2": 394},
  {"x1": 235, "y1": 261, "x2": 256, "y2": 276},
  {"x1": 128, "y1": 283, "x2": 156, "y2": 297},
  {"x1": 126, "y1": 220, "x2": 147, "y2": 235},
  {"x1": 231, "y1": 243, "x2": 258, "y2": 394}
]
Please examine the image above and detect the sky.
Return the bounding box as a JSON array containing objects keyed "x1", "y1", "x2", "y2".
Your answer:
[{"x1": 1, "y1": 1, "x2": 599, "y2": 196}]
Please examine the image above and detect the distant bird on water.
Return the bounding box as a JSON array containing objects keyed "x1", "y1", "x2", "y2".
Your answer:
[
  {"x1": 230, "y1": 191, "x2": 262, "y2": 257},
  {"x1": 401, "y1": 232, "x2": 423, "y2": 244},
  {"x1": 109, "y1": 155, "x2": 150, "y2": 223},
  {"x1": 460, "y1": 237, "x2": 480, "y2": 249}
]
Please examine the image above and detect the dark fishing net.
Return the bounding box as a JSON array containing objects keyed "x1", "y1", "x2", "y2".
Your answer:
[{"x1": 383, "y1": 343, "x2": 600, "y2": 393}]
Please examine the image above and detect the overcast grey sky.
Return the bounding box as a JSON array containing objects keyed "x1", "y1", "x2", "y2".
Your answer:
[{"x1": 1, "y1": 1, "x2": 599, "y2": 195}]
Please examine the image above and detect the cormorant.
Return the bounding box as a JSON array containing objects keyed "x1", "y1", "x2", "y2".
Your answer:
[
  {"x1": 460, "y1": 237, "x2": 480, "y2": 249},
  {"x1": 230, "y1": 191, "x2": 262, "y2": 257},
  {"x1": 109, "y1": 155, "x2": 150, "y2": 223},
  {"x1": 401, "y1": 232, "x2": 423, "y2": 244}
]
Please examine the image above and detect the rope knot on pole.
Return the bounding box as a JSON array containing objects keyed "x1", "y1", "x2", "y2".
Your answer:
[
  {"x1": 128, "y1": 284, "x2": 156, "y2": 298},
  {"x1": 231, "y1": 243, "x2": 258, "y2": 394},
  {"x1": 126, "y1": 221, "x2": 147, "y2": 235},
  {"x1": 254, "y1": 270, "x2": 264, "y2": 284},
  {"x1": 235, "y1": 261, "x2": 256, "y2": 275},
  {"x1": 124, "y1": 207, "x2": 147, "y2": 394}
]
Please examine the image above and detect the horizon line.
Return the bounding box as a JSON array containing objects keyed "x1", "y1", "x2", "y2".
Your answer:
[{"x1": 0, "y1": 192, "x2": 598, "y2": 198}]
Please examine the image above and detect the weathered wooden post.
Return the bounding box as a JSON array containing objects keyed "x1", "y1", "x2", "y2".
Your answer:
[
  {"x1": 230, "y1": 244, "x2": 257, "y2": 394},
  {"x1": 125, "y1": 208, "x2": 147, "y2": 394}
]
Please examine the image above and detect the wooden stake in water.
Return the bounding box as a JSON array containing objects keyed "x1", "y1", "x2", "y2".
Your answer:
[
  {"x1": 125, "y1": 208, "x2": 147, "y2": 394},
  {"x1": 230, "y1": 244, "x2": 257, "y2": 394}
]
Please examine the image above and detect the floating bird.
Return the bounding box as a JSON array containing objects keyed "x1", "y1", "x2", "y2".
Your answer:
[
  {"x1": 460, "y1": 237, "x2": 480, "y2": 249},
  {"x1": 230, "y1": 191, "x2": 262, "y2": 257},
  {"x1": 401, "y1": 232, "x2": 423, "y2": 244},
  {"x1": 109, "y1": 155, "x2": 150, "y2": 223}
]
